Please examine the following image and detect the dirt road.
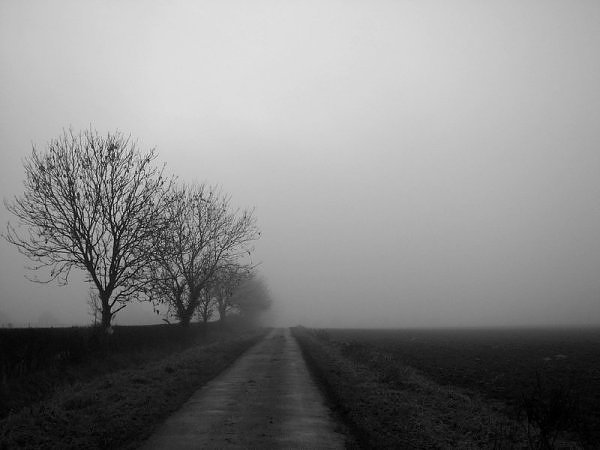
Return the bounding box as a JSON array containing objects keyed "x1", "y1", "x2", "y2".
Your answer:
[{"x1": 141, "y1": 328, "x2": 348, "y2": 449}]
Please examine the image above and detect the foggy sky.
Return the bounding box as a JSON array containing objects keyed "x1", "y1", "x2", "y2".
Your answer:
[{"x1": 1, "y1": 0, "x2": 600, "y2": 328}]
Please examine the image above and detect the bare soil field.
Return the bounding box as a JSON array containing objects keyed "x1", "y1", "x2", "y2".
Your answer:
[{"x1": 294, "y1": 326, "x2": 597, "y2": 448}]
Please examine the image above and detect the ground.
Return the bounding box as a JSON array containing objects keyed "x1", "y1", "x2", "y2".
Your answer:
[{"x1": 141, "y1": 328, "x2": 351, "y2": 449}]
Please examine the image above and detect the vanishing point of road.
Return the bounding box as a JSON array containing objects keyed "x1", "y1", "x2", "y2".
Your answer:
[{"x1": 141, "y1": 328, "x2": 349, "y2": 449}]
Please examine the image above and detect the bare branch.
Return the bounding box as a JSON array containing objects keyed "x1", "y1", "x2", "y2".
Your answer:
[
  {"x1": 145, "y1": 182, "x2": 260, "y2": 326},
  {"x1": 3, "y1": 128, "x2": 171, "y2": 330}
]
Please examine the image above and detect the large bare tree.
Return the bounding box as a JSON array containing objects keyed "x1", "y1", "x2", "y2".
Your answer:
[
  {"x1": 148, "y1": 183, "x2": 259, "y2": 326},
  {"x1": 4, "y1": 129, "x2": 169, "y2": 330}
]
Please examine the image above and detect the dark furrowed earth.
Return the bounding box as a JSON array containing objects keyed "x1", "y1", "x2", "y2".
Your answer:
[{"x1": 321, "y1": 327, "x2": 600, "y2": 445}]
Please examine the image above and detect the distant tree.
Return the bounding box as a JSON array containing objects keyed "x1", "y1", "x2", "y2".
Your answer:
[
  {"x1": 211, "y1": 263, "x2": 253, "y2": 326},
  {"x1": 197, "y1": 287, "x2": 216, "y2": 325},
  {"x1": 194, "y1": 263, "x2": 255, "y2": 326},
  {"x1": 147, "y1": 183, "x2": 259, "y2": 326},
  {"x1": 4, "y1": 128, "x2": 169, "y2": 331},
  {"x1": 87, "y1": 288, "x2": 101, "y2": 326},
  {"x1": 230, "y1": 275, "x2": 272, "y2": 323}
]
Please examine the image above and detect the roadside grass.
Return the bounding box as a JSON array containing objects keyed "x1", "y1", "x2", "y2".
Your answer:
[
  {"x1": 321, "y1": 327, "x2": 599, "y2": 445},
  {"x1": 0, "y1": 323, "x2": 227, "y2": 419},
  {"x1": 0, "y1": 328, "x2": 267, "y2": 449},
  {"x1": 293, "y1": 327, "x2": 581, "y2": 449}
]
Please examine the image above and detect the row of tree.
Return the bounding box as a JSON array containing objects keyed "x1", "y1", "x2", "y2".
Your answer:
[{"x1": 5, "y1": 128, "x2": 271, "y2": 331}]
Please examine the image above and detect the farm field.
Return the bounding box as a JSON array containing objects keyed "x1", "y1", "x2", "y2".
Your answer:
[{"x1": 294, "y1": 327, "x2": 600, "y2": 448}]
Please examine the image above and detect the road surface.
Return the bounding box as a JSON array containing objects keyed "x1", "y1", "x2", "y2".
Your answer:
[{"x1": 141, "y1": 328, "x2": 348, "y2": 449}]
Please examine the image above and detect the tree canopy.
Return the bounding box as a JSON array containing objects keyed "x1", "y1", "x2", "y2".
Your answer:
[
  {"x1": 146, "y1": 183, "x2": 260, "y2": 326},
  {"x1": 5, "y1": 127, "x2": 270, "y2": 330},
  {"x1": 5, "y1": 129, "x2": 170, "y2": 329}
]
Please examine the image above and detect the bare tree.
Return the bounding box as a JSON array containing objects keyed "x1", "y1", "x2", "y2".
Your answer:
[
  {"x1": 148, "y1": 183, "x2": 259, "y2": 326},
  {"x1": 197, "y1": 287, "x2": 216, "y2": 325},
  {"x1": 4, "y1": 128, "x2": 169, "y2": 330},
  {"x1": 230, "y1": 275, "x2": 272, "y2": 322},
  {"x1": 212, "y1": 263, "x2": 253, "y2": 326},
  {"x1": 88, "y1": 288, "x2": 101, "y2": 326},
  {"x1": 195, "y1": 263, "x2": 252, "y2": 326}
]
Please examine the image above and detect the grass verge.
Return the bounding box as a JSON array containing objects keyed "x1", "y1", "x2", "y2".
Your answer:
[
  {"x1": 0, "y1": 323, "x2": 226, "y2": 419},
  {"x1": 292, "y1": 326, "x2": 579, "y2": 449},
  {"x1": 0, "y1": 328, "x2": 267, "y2": 449}
]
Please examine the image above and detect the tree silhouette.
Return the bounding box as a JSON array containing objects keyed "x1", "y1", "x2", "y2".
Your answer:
[
  {"x1": 5, "y1": 128, "x2": 169, "y2": 330},
  {"x1": 147, "y1": 183, "x2": 259, "y2": 326}
]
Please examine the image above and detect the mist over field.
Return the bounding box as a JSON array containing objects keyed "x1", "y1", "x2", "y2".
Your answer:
[{"x1": 1, "y1": 0, "x2": 600, "y2": 328}]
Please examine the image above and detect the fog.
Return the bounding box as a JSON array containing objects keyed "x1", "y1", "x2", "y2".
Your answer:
[{"x1": 1, "y1": 0, "x2": 600, "y2": 328}]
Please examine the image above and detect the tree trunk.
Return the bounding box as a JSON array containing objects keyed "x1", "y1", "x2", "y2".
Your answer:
[
  {"x1": 218, "y1": 305, "x2": 227, "y2": 328},
  {"x1": 179, "y1": 311, "x2": 193, "y2": 327},
  {"x1": 174, "y1": 293, "x2": 192, "y2": 327},
  {"x1": 100, "y1": 292, "x2": 113, "y2": 331},
  {"x1": 178, "y1": 301, "x2": 196, "y2": 327},
  {"x1": 101, "y1": 309, "x2": 112, "y2": 329}
]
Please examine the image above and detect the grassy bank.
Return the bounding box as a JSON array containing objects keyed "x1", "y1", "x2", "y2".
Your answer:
[
  {"x1": 293, "y1": 327, "x2": 582, "y2": 449},
  {"x1": 0, "y1": 328, "x2": 267, "y2": 449},
  {"x1": 0, "y1": 322, "x2": 234, "y2": 419}
]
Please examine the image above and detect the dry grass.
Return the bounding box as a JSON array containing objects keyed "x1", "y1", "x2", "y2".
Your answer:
[
  {"x1": 0, "y1": 329, "x2": 267, "y2": 449},
  {"x1": 0, "y1": 323, "x2": 225, "y2": 419},
  {"x1": 293, "y1": 327, "x2": 582, "y2": 449}
]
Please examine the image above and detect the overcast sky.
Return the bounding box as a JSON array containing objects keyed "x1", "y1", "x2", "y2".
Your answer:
[{"x1": 1, "y1": 0, "x2": 600, "y2": 328}]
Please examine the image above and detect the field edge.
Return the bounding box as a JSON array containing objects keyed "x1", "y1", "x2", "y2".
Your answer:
[{"x1": 0, "y1": 328, "x2": 268, "y2": 449}]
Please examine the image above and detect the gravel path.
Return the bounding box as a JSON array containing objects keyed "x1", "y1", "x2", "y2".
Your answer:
[{"x1": 141, "y1": 328, "x2": 347, "y2": 449}]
